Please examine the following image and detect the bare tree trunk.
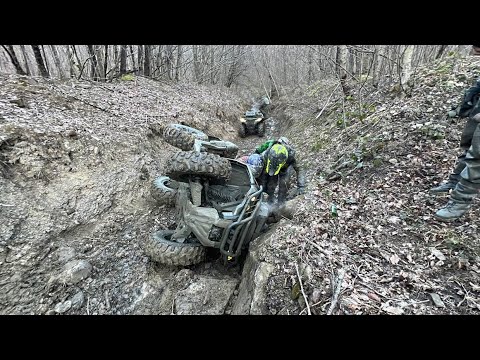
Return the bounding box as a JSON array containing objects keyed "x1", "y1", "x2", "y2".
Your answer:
[
  {"x1": 143, "y1": 45, "x2": 151, "y2": 77},
  {"x1": 165, "y1": 45, "x2": 172, "y2": 80},
  {"x1": 114, "y1": 45, "x2": 118, "y2": 69},
  {"x1": 137, "y1": 45, "x2": 143, "y2": 75},
  {"x1": 103, "y1": 45, "x2": 109, "y2": 81},
  {"x1": 153, "y1": 45, "x2": 162, "y2": 78},
  {"x1": 67, "y1": 45, "x2": 78, "y2": 78},
  {"x1": 41, "y1": 45, "x2": 51, "y2": 77},
  {"x1": 31, "y1": 45, "x2": 49, "y2": 77},
  {"x1": 372, "y1": 45, "x2": 384, "y2": 87},
  {"x1": 129, "y1": 45, "x2": 136, "y2": 71},
  {"x1": 1, "y1": 45, "x2": 26, "y2": 75},
  {"x1": 50, "y1": 45, "x2": 64, "y2": 79},
  {"x1": 175, "y1": 45, "x2": 182, "y2": 81},
  {"x1": 19, "y1": 45, "x2": 31, "y2": 75},
  {"x1": 435, "y1": 45, "x2": 447, "y2": 59},
  {"x1": 400, "y1": 45, "x2": 415, "y2": 96},
  {"x1": 349, "y1": 49, "x2": 356, "y2": 76},
  {"x1": 209, "y1": 46, "x2": 215, "y2": 84},
  {"x1": 87, "y1": 45, "x2": 99, "y2": 81},
  {"x1": 307, "y1": 46, "x2": 314, "y2": 84},
  {"x1": 336, "y1": 45, "x2": 349, "y2": 96},
  {"x1": 193, "y1": 45, "x2": 200, "y2": 83},
  {"x1": 120, "y1": 45, "x2": 127, "y2": 75}
]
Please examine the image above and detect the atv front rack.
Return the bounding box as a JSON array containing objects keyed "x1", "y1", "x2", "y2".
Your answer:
[{"x1": 219, "y1": 186, "x2": 264, "y2": 259}]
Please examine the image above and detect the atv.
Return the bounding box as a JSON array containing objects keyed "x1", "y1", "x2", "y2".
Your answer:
[
  {"x1": 144, "y1": 124, "x2": 271, "y2": 266},
  {"x1": 239, "y1": 109, "x2": 266, "y2": 138},
  {"x1": 162, "y1": 123, "x2": 239, "y2": 159}
]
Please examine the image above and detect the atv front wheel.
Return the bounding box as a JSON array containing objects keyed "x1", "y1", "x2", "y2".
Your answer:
[
  {"x1": 151, "y1": 176, "x2": 178, "y2": 206},
  {"x1": 165, "y1": 151, "x2": 232, "y2": 182},
  {"x1": 163, "y1": 124, "x2": 208, "y2": 151},
  {"x1": 142, "y1": 230, "x2": 206, "y2": 266}
]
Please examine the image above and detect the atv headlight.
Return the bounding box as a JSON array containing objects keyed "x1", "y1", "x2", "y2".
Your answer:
[
  {"x1": 255, "y1": 117, "x2": 263, "y2": 123},
  {"x1": 240, "y1": 118, "x2": 246, "y2": 123}
]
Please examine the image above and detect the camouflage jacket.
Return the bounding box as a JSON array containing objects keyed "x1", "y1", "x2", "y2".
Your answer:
[
  {"x1": 458, "y1": 77, "x2": 480, "y2": 117},
  {"x1": 258, "y1": 143, "x2": 306, "y2": 188}
]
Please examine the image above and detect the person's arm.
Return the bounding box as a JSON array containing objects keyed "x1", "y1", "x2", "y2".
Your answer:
[
  {"x1": 291, "y1": 157, "x2": 306, "y2": 194},
  {"x1": 465, "y1": 78, "x2": 480, "y2": 103},
  {"x1": 458, "y1": 77, "x2": 480, "y2": 115},
  {"x1": 255, "y1": 139, "x2": 274, "y2": 154},
  {"x1": 449, "y1": 78, "x2": 480, "y2": 118}
]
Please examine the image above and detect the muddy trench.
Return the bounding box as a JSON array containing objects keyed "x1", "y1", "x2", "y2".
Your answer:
[{"x1": 0, "y1": 89, "x2": 290, "y2": 315}]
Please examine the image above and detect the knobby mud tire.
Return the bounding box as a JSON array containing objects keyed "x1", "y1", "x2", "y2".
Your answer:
[
  {"x1": 239, "y1": 124, "x2": 246, "y2": 138},
  {"x1": 165, "y1": 151, "x2": 231, "y2": 182},
  {"x1": 257, "y1": 121, "x2": 265, "y2": 137},
  {"x1": 163, "y1": 124, "x2": 208, "y2": 151},
  {"x1": 224, "y1": 148, "x2": 239, "y2": 159},
  {"x1": 151, "y1": 176, "x2": 178, "y2": 206},
  {"x1": 142, "y1": 230, "x2": 206, "y2": 266}
]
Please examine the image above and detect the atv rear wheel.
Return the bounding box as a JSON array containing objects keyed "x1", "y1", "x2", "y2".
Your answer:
[
  {"x1": 142, "y1": 230, "x2": 206, "y2": 266},
  {"x1": 257, "y1": 121, "x2": 265, "y2": 137},
  {"x1": 165, "y1": 151, "x2": 232, "y2": 182},
  {"x1": 239, "y1": 124, "x2": 246, "y2": 138},
  {"x1": 163, "y1": 124, "x2": 208, "y2": 151},
  {"x1": 151, "y1": 176, "x2": 178, "y2": 206}
]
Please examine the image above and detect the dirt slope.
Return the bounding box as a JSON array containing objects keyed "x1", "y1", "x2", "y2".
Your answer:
[
  {"x1": 0, "y1": 74, "x2": 246, "y2": 314},
  {"x1": 256, "y1": 54, "x2": 480, "y2": 314}
]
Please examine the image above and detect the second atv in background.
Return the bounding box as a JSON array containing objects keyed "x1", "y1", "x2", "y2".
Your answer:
[
  {"x1": 238, "y1": 95, "x2": 271, "y2": 138},
  {"x1": 238, "y1": 109, "x2": 266, "y2": 137}
]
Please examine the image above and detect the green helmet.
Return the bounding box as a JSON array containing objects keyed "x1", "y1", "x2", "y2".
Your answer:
[{"x1": 266, "y1": 144, "x2": 288, "y2": 176}]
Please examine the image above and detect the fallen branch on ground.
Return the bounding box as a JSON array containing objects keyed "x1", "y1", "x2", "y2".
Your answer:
[
  {"x1": 295, "y1": 263, "x2": 311, "y2": 315},
  {"x1": 327, "y1": 268, "x2": 345, "y2": 315}
]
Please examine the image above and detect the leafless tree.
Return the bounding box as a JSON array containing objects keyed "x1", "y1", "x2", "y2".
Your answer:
[
  {"x1": 2, "y1": 45, "x2": 26, "y2": 75},
  {"x1": 143, "y1": 45, "x2": 151, "y2": 77},
  {"x1": 31, "y1": 45, "x2": 49, "y2": 78},
  {"x1": 50, "y1": 45, "x2": 64, "y2": 79},
  {"x1": 120, "y1": 45, "x2": 127, "y2": 75},
  {"x1": 19, "y1": 45, "x2": 31, "y2": 76}
]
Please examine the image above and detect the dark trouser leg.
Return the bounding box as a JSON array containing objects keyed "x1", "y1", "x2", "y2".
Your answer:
[
  {"x1": 448, "y1": 117, "x2": 477, "y2": 183},
  {"x1": 451, "y1": 122, "x2": 480, "y2": 203},
  {"x1": 436, "y1": 118, "x2": 480, "y2": 221},
  {"x1": 265, "y1": 175, "x2": 278, "y2": 204},
  {"x1": 278, "y1": 172, "x2": 289, "y2": 204}
]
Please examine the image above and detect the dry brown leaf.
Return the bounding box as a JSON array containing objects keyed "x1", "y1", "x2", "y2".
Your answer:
[
  {"x1": 390, "y1": 254, "x2": 401, "y2": 265},
  {"x1": 381, "y1": 304, "x2": 404, "y2": 315},
  {"x1": 367, "y1": 292, "x2": 381, "y2": 303}
]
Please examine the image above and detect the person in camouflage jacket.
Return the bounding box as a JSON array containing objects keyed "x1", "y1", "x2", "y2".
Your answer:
[{"x1": 434, "y1": 45, "x2": 480, "y2": 221}]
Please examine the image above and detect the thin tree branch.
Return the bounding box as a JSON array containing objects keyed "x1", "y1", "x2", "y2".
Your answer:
[
  {"x1": 295, "y1": 263, "x2": 311, "y2": 315},
  {"x1": 327, "y1": 268, "x2": 345, "y2": 315}
]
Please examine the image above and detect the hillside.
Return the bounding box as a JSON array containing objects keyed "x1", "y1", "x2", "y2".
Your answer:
[
  {"x1": 0, "y1": 74, "x2": 246, "y2": 314},
  {"x1": 260, "y1": 53, "x2": 480, "y2": 314}
]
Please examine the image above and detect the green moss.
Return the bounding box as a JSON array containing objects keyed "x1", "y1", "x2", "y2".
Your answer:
[
  {"x1": 418, "y1": 124, "x2": 445, "y2": 140},
  {"x1": 373, "y1": 158, "x2": 383, "y2": 167},
  {"x1": 120, "y1": 74, "x2": 135, "y2": 81},
  {"x1": 436, "y1": 61, "x2": 454, "y2": 75},
  {"x1": 311, "y1": 138, "x2": 329, "y2": 152}
]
